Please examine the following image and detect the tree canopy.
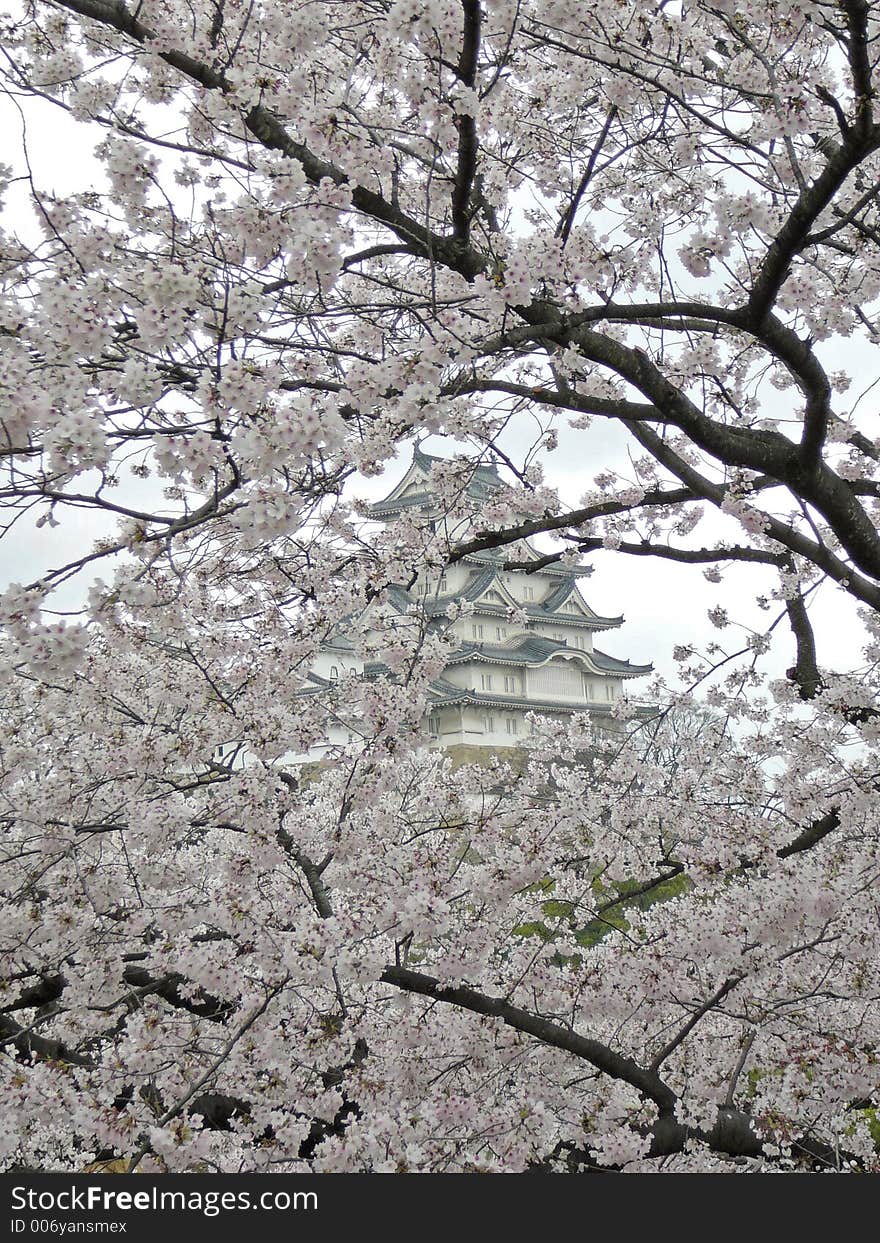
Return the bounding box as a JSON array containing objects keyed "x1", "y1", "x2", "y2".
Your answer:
[{"x1": 2, "y1": 0, "x2": 880, "y2": 1172}]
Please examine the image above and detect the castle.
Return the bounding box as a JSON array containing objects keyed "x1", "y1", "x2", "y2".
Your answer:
[{"x1": 305, "y1": 448, "x2": 652, "y2": 755}]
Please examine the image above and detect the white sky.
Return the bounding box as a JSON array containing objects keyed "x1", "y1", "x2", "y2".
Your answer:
[{"x1": 1, "y1": 89, "x2": 874, "y2": 690}]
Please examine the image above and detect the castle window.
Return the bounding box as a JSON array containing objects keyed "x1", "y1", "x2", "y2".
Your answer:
[
  {"x1": 480, "y1": 673, "x2": 493, "y2": 691},
  {"x1": 524, "y1": 585, "x2": 535, "y2": 601},
  {"x1": 506, "y1": 717, "x2": 518, "y2": 736},
  {"x1": 329, "y1": 666, "x2": 339, "y2": 680},
  {"x1": 472, "y1": 623, "x2": 483, "y2": 640},
  {"x1": 482, "y1": 715, "x2": 495, "y2": 733},
  {"x1": 428, "y1": 715, "x2": 441, "y2": 736},
  {"x1": 495, "y1": 626, "x2": 506, "y2": 640},
  {"x1": 503, "y1": 675, "x2": 518, "y2": 693}
]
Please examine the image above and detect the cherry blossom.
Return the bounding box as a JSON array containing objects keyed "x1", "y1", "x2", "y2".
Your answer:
[{"x1": 1, "y1": 0, "x2": 880, "y2": 1175}]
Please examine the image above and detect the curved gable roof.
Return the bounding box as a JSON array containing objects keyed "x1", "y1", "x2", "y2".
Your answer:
[
  {"x1": 446, "y1": 635, "x2": 592, "y2": 669},
  {"x1": 367, "y1": 447, "x2": 504, "y2": 516}
]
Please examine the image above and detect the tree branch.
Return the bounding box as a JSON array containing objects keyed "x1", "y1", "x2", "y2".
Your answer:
[
  {"x1": 380, "y1": 964, "x2": 677, "y2": 1113},
  {"x1": 0, "y1": 1012, "x2": 94, "y2": 1067},
  {"x1": 51, "y1": 0, "x2": 487, "y2": 279},
  {"x1": 648, "y1": 975, "x2": 744, "y2": 1074},
  {"x1": 451, "y1": 0, "x2": 481, "y2": 243}
]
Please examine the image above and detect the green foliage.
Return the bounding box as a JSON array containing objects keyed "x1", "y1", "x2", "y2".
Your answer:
[
  {"x1": 861, "y1": 1108, "x2": 880, "y2": 1149},
  {"x1": 574, "y1": 871, "x2": 690, "y2": 947},
  {"x1": 512, "y1": 871, "x2": 690, "y2": 947}
]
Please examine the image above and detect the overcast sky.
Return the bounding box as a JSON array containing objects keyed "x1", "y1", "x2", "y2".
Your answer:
[{"x1": 1, "y1": 88, "x2": 874, "y2": 693}]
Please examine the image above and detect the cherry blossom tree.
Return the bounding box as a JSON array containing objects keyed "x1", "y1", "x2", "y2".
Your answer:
[{"x1": 2, "y1": 0, "x2": 880, "y2": 1172}]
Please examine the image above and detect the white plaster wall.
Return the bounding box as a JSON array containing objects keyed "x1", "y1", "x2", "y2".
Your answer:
[
  {"x1": 441, "y1": 663, "x2": 473, "y2": 689},
  {"x1": 465, "y1": 705, "x2": 527, "y2": 744},
  {"x1": 532, "y1": 622, "x2": 594, "y2": 651},
  {"x1": 500, "y1": 572, "x2": 548, "y2": 604},
  {"x1": 416, "y1": 564, "x2": 469, "y2": 598},
  {"x1": 527, "y1": 659, "x2": 585, "y2": 701}
]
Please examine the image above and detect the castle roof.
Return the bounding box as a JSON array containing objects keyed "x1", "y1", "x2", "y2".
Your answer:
[
  {"x1": 591, "y1": 647, "x2": 653, "y2": 676},
  {"x1": 357, "y1": 449, "x2": 652, "y2": 704},
  {"x1": 419, "y1": 567, "x2": 623, "y2": 630},
  {"x1": 354, "y1": 666, "x2": 638, "y2": 715},
  {"x1": 463, "y1": 547, "x2": 594, "y2": 578},
  {"x1": 367, "y1": 445, "x2": 503, "y2": 517},
  {"x1": 444, "y1": 635, "x2": 651, "y2": 678},
  {"x1": 367, "y1": 448, "x2": 595, "y2": 582},
  {"x1": 414, "y1": 446, "x2": 503, "y2": 490},
  {"x1": 424, "y1": 683, "x2": 645, "y2": 716}
]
